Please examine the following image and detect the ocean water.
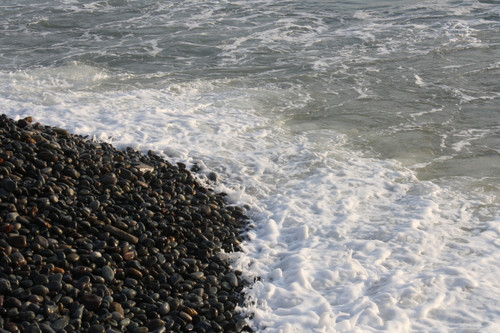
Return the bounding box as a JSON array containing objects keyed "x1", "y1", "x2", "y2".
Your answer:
[{"x1": 1, "y1": 0, "x2": 500, "y2": 332}]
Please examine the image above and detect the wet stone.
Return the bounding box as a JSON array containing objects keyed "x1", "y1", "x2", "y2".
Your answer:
[
  {"x1": 39, "y1": 323, "x2": 56, "y2": 333},
  {"x1": 31, "y1": 284, "x2": 49, "y2": 297},
  {"x1": 1, "y1": 178, "x2": 17, "y2": 192},
  {"x1": 24, "y1": 325, "x2": 42, "y2": 333},
  {"x1": 81, "y1": 293, "x2": 102, "y2": 311},
  {"x1": 10, "y1": 251, "x2": 27, "y2": 266},
  {"x1": 43, "y1": 303, "x2": 59, "y2": 316},
  {"x1": 71, "y1": 304, "x2": 84, "y2": 320},
  {"x1": 7, "y1": 235, "x2": 27, "y2": 248},
  {"x1": 110, "y1": 302, "x2": 124, "y2": 315},
  {"x1": 88, "y1": 324, "x2": 105, "y2": 333},
  {"x1": 101, "y1": 265, "x2": 115, "y2": 282},
  {"x1": 102, "y1": 173, "x2": 118, "y2": 185},
  {"x1": 51, "y1": 317, "x2": 68, "y2": 331},
  {"x1": 0, "y1": 278, "x2": 11, "y2": 294},
  {"x1": 4, "y1": 297, "x2": 22, "y2": 308}
]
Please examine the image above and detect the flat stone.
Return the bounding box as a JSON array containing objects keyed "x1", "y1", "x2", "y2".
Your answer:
[{"x1": 51, "y1": 317, "x2": 68, "y2": 331}]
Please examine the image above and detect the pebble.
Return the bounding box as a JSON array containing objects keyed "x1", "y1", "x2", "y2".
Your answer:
[
  {"x1": 81, "y1": 293, "x2": 102, "y2": 311},
  {"x1": 88, "y1": 324, "x2": 105, "y2": 333},
  {"x1": 7, "y1": 235, "x2": 27, "y2": 248},
  {"x1": 31, "y1": 285, "x2": 49, "y2": 297},
  {"x1": 51, "y1": 317, "x2": 68, "y2": 331},
  {"x1": 101, "y1": 265, "x2": 115, "y2": 282},
  {"x1": 10, "y1": 251, "x2": 27, "y2": 266},
  {"x1": 0, "y1": 278, "x2": 11, "y2": 293},
  {"x1": 0, "y1": 115, "x2": 252, "y2": 333}
]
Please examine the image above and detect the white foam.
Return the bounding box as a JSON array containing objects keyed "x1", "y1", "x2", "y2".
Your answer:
[{"x1": 414, "y1": 74, "x2": 425, "y2": 87}]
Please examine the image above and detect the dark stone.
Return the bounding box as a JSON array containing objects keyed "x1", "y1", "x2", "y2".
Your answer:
[
  {"x1": 31, "y1": 284, "x2": 49, "y2": 297},
  {"x1": 101, "y1": 265, "x2": 115, "y2": 282},
  {"x1": 0, "y1": 278, "x2": 11, "y2": 294},
  {"x1": 1, "y1": 178, "x2": 17, "y2": 192},
  {"x1": 88, "y1": 324, "x2": 105, "y2": 333},
  {"x1": 81, "y1": 293, "x2": 102, "y2": 311},
  {"x1": 51, "y1": 317, "x2": 68, "y2": 331},
  {"x1": 102, "y1": 173, "x2": 118, "y2": 185},
  {"x1": 10, "y1": 251, "x2": 27, "y2": 266},
  {"x1": 39, "y1": 323, "x2": 57, "y2": 333},
  {"x1": 25, "y1": 325, "x2": 42, "y2": 333},
  {"x1": 4, "y1": 297, "x2": 22, "y2": 308}
]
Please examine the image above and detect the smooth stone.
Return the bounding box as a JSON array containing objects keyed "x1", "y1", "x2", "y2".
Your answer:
[
  {"x1": 4, "y1": 297, "x2": 22, "y2": 308},
  {"x1": 101, "y1": 265, "x2": 115, "y2": 282},
  {"x1": 121, "y1": 288, "x2": 137, "y2": 299},
  {"x1": 51, "y1": 317, "x2": 68, "y2": 331},
  {"x1": 80, "y1": 293, "x2": 102, "y2": 311},
  {"x1": 10, "y1": 251, "x2": 27, "y2": 266},
  {"x1": 152, "y1": 328, "x2": 166, "y2": 333},
  {"x1": 109, "y1": 301, "x2": 124, "y2": 315},
  {"x1": 88, "y1": 324, "x2": 105, "y2": 333},
  {"x1": 20, "y1": 310, "x2": 36, "y2": 321},
  {"x1": 102, "y1": 173, "x2": 118, "y2": 185},
  {"x1": 31, "y1": 285, "x2": 49, "y2": 297},
  {"x1": 2, "y1": 178, "x2": 17, "y2": 192},
  {"x1": 119, "y1": 318, "x2": 131, "y2": 327},
  {"x1": 158, "y1": 302, "x2": 170, "y2": 316},
  {"x1": 127, "y1": 267, "x2": 143, "y2": 278},
  {"x1": 148, "y1": 318, "x2": 165, "y2": 329},
  {"x1": 179, "y1": 311, "x2": 193, "y2": 322},
  {"x1": 71, "y1": 304, "x2": 84, "y2": 320},
  {"x1": 39, "y1": 323, "x2": 56, "y2": 333},
  {"x1": 66, "y1": 253, "x2": 80, "y2": 262},
  {"x1": 0, "y1": 279, "x2": 11, "y2": 293},
  {"x1": 7, "y1": 307, "x2": 19, "y2": 317},
  {"x1": 225, "y1": 272, "x2": 239, "y2": 288},
  {"x1": 33, "y1": 273, "x2": 49, "y2": 285},
  {"x1": 34, "y1": 235, "x2": 49, "y2": 249},
  {"x1": 43, "y1": 303, "x2": 59, "y2": 316},
  {"x1": 24, "y1": 325, "x2": 42, "y2": 333},
  {"x1": 7, "y1": 235, "x2": 27, "y2": 248},
  {"x1": 189, "y1": 271, "x2": 205, "y2": 280},
  {"x1": 47, "y1": 281, "x2": 62, "y2": 292}
]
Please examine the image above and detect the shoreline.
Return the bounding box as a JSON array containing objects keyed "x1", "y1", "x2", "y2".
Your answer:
[{"x1": 0, "y1": 114, "x2": 252, "y2": 333}]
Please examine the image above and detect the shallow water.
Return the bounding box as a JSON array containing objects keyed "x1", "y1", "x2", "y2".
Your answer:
[{"x1": 1, "y1": 0, "x2": 500, "y2": 331}]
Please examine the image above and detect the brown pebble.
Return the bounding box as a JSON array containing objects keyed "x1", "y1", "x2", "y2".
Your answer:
[
  {"x1": 182, "y1": 306, "x2": 198, "y2": 316},
  {"x1": 0, "y1": 224, "x2": 14, "y2": 233},
  {"x1": 53, "y1": 267, "x2": 65, "y2": 274},
  {"x1": 8, "y1": 235, "x2": 27, "y2": 248},
  {"x1": 81, "y1": 293, "x2": 102, "y2": 311},
  {"x1": 53, "y1": 127, "x2": 70, "y2": 136},
  {"x1": 110, "y1": 302, "x2": 124, "y2": 316},
  {"x1": 179, "y1": 311, "x2": 193, "y2": 322},
  {"x1": 123, "y1": 251, "x2": 136, "y2": 261},
  {"x1": 127, "y1": 267, "x2": 143, "y2": 278}
]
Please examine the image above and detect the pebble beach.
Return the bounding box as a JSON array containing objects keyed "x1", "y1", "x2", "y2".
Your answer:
[{"x1": 0, "y1": 114, "x2": 252, "y2": 333}]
